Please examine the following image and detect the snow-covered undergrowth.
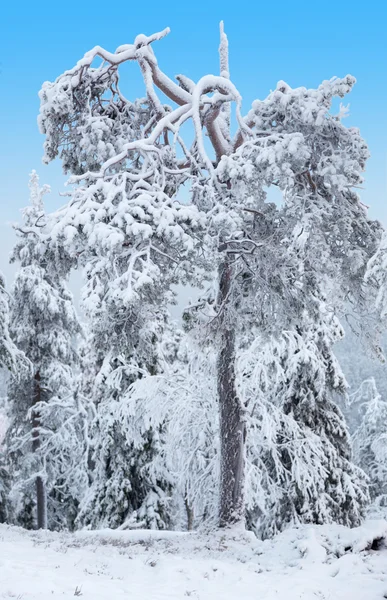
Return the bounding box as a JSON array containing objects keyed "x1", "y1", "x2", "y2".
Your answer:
[{"x1": 1, "y1": 521, "x2": 387, "y2": 599}]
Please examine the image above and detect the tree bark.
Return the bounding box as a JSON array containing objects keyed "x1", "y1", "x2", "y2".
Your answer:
[
  {"x1": 217, "y1": 260, "x2": 246, "y2": 528},
  {"x1": 32, "y1": 371, "x2": 47, "y2": 529},
  {"x1": 184, "y1": 494, "x2": 194, "y2": 531}
]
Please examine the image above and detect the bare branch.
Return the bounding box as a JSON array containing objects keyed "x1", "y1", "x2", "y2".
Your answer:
[{"x1": 205, "y1": 106, "x2": 230, "y2": 161}]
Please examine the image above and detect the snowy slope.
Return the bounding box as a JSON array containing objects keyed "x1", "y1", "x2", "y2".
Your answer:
[{"x1": 1, "y1": 521, "x2": 387, "y2": 599}]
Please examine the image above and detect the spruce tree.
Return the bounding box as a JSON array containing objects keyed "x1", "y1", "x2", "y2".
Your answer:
[
  {"x1": 6, "y1": 171, "x2": 84, "y2": 530},
  {"x1": 254, "y1": 307, "x2": 368, "y2": 537},
  {"x1": 352, "y1": 379, "x2": 387, "y2": 504},
  {"x1": 0, "y1": 269, "x2": 28, "y2": 525},
  {"x1": 77, "y1": 311, "x2": 174, "y2": 529},
  {"x1": 237, "y1": 295, "x2": 368, "y2": 538}
]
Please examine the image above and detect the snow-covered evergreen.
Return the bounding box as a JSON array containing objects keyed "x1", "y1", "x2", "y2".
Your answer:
[
  {"x1": 0, "y1": 267, "x2": 27, "y2": 524},
  {"x1": 352, "y1": 379, "x2": 387, "y2": 504},
  {"x1": 36, "y1": 24, "x2": 386, "y2": 530},
  {"x1": 75, "y1": 309, "x2": 174, "y2": 530},
  {"x1": 5, "y1": 172, "x2": 85, "y2": 530},
  {"x1": 241, "y1": 299, "x2": 369, "y2": 538}
]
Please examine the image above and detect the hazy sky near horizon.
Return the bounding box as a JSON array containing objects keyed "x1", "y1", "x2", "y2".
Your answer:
[{"x1": 0, "y1": 0, "x2": 386, "y2": 287}]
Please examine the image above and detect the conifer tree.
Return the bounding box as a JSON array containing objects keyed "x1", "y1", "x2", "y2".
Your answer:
[
  {"x1": 242, "y1": 299, "x2": 369, "y2": 538},
  {"x1": 38, "y1": 24, "x2": 384, "y2": 529},
  {"x1": 352, "y1": 379, "x2": 387, "y2": 504},
  {"x1": 6, "y1": 171, "x2": 84, "y2": 530},
  {"x1": 76, "y1": 306, "x2": 174, "y2": 530},
  {"x1": 0, "y1": 269, "x2": 28, "y2": 525}
]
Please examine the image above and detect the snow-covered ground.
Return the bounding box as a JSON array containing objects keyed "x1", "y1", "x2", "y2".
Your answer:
[{"x1": 1, "y1": 520, "x2": 387, "y2": 599}]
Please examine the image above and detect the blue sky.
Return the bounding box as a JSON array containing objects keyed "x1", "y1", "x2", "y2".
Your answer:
[{"x1": 0, "y1": 0, "x2": 386, "y2": 283}]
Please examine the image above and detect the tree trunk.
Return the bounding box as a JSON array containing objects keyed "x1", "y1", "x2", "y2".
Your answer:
[
  {"x1": 217, "y1": 260, "x2": 246, "y2": 528},
  {"x1": 32, "y1": 371, "x2": 47, "y2": 529},
  {"x1": 184, "y1": 494, "x2": 194, "y2": 531}
]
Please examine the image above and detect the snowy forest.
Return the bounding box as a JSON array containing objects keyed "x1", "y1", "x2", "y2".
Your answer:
[{"x1": 1, "y1": 23, "x2": 387, "y2": 542}]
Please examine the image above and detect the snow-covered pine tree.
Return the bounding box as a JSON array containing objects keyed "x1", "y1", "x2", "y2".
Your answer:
[
  {"x1": 6, "y1": 171, "x2": 85, "y2": 530},
  {"x1": 76, "y1": 309, "x2": 174, "y2": 530},
  {"x1": 38, "y1": 24, "x2": 384, "y2": 529},
  {"x1": 241, "y1": 297, "x2": 369, "y2": 538},
  {"x1": 352, "y1": 379, "x2": 387, "y2": 504},
  {"x1": 0, "y1": 267, "x2": 28, "y2": 525}
]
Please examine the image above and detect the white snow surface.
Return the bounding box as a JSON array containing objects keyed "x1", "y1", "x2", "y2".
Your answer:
[{"x1": 1, "y1": 520, "x2": 387, "y2": 599}]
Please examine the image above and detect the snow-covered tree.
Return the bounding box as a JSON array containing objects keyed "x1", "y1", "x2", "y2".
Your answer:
[
  {"x1": 6, "y1": 171, "x2": 85, "y2": 530},
  {"x1": 147, "y1": 329, "x2": 219, "y2": 531},
  {"x1": 75, "y1": 307, "x2": 175, "y2": 530},
  {"x1": 0, "y1": 267, "x2": 28, "y2": 524},
  {"x1": 241, "y1": 298, "x2": 369, "y2": 538},
  {"x1": 165, "y1": 338, "x2": 219, "y2": 530},
  {"x1": 352, "y1": 379, "x2": 387, "y2": 503},
  {"x1": 38, "y1": 24, "x2": 384, "y2": 529}
]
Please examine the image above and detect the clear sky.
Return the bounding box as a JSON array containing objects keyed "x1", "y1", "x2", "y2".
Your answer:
[{"x1": 0, "y1": 0, "x2": 386, "y2": 284}]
